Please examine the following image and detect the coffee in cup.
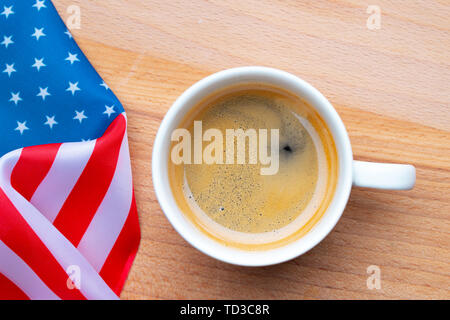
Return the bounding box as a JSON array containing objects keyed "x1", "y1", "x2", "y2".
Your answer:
[{"x1": 168, "y1": 83, "x2": 338, "y2": 250}]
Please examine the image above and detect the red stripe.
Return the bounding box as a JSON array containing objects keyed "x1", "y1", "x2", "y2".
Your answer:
[
  {"x1": 10, "y1": 144, "x2": 61, "y2": 201},
  {"x1": 53, "y1": 115, "x2": 126, "y2": 246},
  {"x1": 0, "y1": 273, "x2": 30, "y2": 300},
  {"x1": 0, "y1": 188, "x2": 86, "y2": 300},
  {"x1": 100, "y1": 192, "x2": 140, "y2": 295}
]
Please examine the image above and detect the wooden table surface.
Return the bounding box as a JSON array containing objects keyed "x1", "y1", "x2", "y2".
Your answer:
[{"x1": 53, "y1": 1, "x2": 450, "y2": 299}]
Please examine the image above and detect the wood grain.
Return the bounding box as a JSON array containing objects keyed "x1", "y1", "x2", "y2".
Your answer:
[{"x1": 53, "y1": 0, "x2": 450, "y2": 299}]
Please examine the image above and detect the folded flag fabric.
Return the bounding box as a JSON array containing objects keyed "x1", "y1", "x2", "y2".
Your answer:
[{"x1": 0, "y1": 0, "x2": 140, "y2": 299}]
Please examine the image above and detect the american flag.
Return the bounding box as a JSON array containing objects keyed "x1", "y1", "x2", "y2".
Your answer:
[{"x1": 0, "y1": 0, "x2": 140, "y2": 299}]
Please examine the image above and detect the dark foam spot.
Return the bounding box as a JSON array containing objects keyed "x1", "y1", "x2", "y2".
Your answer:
[{"x1": 282, "y1": 144, "x2": 292, "y2": 153}]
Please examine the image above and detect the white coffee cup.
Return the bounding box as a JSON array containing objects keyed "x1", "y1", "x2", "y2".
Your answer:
[{"x1": 152, "y1": 66, "x2": 415, "y2": 266}]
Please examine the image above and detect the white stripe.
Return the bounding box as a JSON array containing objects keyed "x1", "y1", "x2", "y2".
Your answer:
[
  {"x1": 77, "y1": 132, "x2": 133, "y2": 271},
  {"x1": 0, "y1": 240, "x2": 60, "y2": 300},
  {"x1": 0, "y1": 145, "x2": 119, "y2": 300},
  {"x1": 30, "y1": 140, "x2": 96, "y2": 222}
]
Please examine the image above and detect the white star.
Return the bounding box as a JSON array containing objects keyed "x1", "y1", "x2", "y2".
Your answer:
[
  {"x1": 3, "y1": 63, "x2": 16, "y2": 77},
  {"x1": 73, "y1": 110, "x2": 87, "y2": 123},
  {"x1": 9, "y1": 92, "x2": 22, "y2": 105},
  {"x1": 66, "y1": 81, "x2": 81, "y2": 95},
  {"x1": 100, "y1": 81, "x2": 110, "y2": 90},
  {"x1": 37, "y1": 87, "x2": 51, "y2": 100},
  {"x1": 31, "y1": 27, "x2": 46, "y2": 40},
  {"x1": 1, "y1": 35, "x2": 13, "y2": 48},
  {"x1": 64, "y1": 29, "x2": 73, "y2": 39},
  {"x1": 32, "y1": 58, "x2": 46, "y2": 71},
  {"x1": 65, "y1": 52, "x2": 80, "y2": 64},
  {"x1": 103, "y1": 105, "x2": 116, "y2": 118},
  {"x1": 15, "y1": 121, "x2": 29, "y2": 135},
  {"x1": 44, "y1": 115, "x2": 57, "y2": 129},
  {"x1": 1, "y1": 6, "x2": 14, "y2": 19},
  {"x1": 81, "y1": 138, "x2": 91, "y2": 142},
  {"x1": 32, "y1": 0, "x2": 46, "y2": 11}
]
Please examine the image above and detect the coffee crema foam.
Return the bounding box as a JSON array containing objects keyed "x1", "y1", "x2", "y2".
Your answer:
[{"x1": 169, "y1": 84, "x2": 338, "y2": 250}]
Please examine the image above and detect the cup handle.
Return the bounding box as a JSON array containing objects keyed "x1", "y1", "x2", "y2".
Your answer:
[{"x1": 352, "y1": 160, "x2": 416, "y2": 190}]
